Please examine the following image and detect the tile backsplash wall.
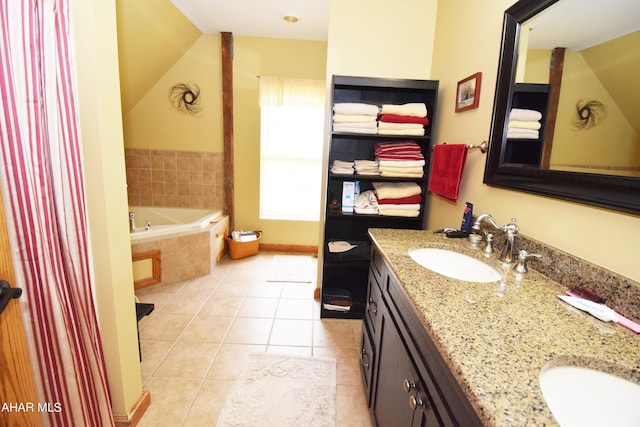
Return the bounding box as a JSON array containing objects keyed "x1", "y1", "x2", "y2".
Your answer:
[{"x1": 125, "y1": 149, "x2": 224, "y2": 209}]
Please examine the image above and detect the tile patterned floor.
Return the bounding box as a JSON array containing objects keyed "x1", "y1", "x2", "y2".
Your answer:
[{"x1": 135, "y1": 252, "x2": 371, "y2": 426}]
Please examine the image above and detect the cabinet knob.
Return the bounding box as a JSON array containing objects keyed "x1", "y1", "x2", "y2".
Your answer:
[
  {"x1": 409, "y1": 395, "x2": 426, "y2": 410},
  {"x1": 367, "y1": 298, "x2": 377, "y2": 315},
  {"x1": 403, "y1": 379, "x2": 416, "y2": 393},
  {"x1": 360, "y1": 348, "x2": 370, "y2": 369}
]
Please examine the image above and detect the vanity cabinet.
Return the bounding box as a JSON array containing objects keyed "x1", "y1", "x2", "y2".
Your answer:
[
  {"x1": 321, "y1": 75, "x2": 439, "y2": 319},
  {"x1": 361, "y1": 247, "x2": 482, "y2": 427},
  {"x1": 504, "y1": 83, "x2": 550, "y2": 166}
]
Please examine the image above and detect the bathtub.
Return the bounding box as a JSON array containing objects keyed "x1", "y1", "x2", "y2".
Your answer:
[{"x1": 129, "y1": 206, "x2": 223, "y2": 242}]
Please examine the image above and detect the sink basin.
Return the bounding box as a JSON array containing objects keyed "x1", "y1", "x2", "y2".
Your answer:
[
  {"x1": 540, "y1": 365, "x2": 640, "y2": 426},
  {"x1": 408, "y1": 248, "x2": 503, "y2": 283}
]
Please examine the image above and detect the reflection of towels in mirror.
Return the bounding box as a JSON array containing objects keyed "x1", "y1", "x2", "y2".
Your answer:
[
  {"x1": 506, "y1": 128, "x2": 539, "y2": 139},
  {"x1": 509, "y1": 108, "x2": 542, "y2": 122}
]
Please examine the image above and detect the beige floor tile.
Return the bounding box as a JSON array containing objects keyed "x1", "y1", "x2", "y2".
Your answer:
[
  {"x1": 159, "y1": 290, "x2": 208, "y2": 316},
  {"x1": 206, "y1": 344, "x2": 266, "y2": 380},
  {"x1": 212, "y1": 279, "x2": 252, "y2": 297},
  {"x1": 269, "y1": 319, "x2": 313, "y2": 346},
  {"x1": 275, "y1": 298, "x2": 316, "y2": 320},
  {"x1": 266, "y1": 345, "x2": 313, "y2": 357},
  {"x1": 178, "y1": 314, "x2": 233, "y2": 343},
  {"x1": 224, "y1": 317, "x2": 273, "y2": 344},
  {"x1": 281, "y1": 282, "x2": 317, "y2": 299},
  {"x1": 199, "y1": 294, "x2": 243, "y2": 317},
  {"x1": 136, "y1": 377, "x2": 201, "y2": 427},
  {"x1": 139, "y1": 339, "x2": 174, "y2": 380},
  {"x1": 138, "y1": 312, "x2": 192, "y2": 341},
  {"x1": 237, "y1": 297, "x2": 279, "y2": 318},
  {"x1": 247, "y1": 281, "x2": 283, "y2": 298},
  {"x1": 182, "y1": 379, "x2": 235, "y2": 427},
  {"x1": 336, "y1": 384, "x2": 371, "y2": 427},
  {"x1": 154, "y1": 341, "x2": 220, "y2": 379},
  {"x1": 313, "y1": 319, "x2": 360, "y2": 348}
]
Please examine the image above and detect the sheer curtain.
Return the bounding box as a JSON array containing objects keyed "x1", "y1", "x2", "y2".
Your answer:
[
  {"x1": 258, "y1": 76, "x2": 326, "y2": 221},
  {"x1": 0, "y1": 1, "x2": 113, "y2": 426}
]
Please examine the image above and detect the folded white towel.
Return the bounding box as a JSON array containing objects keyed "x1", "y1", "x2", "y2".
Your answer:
[
  {"x1": 333, "y1": 114, "x2": 378, "y2": 123},
  {"x1": 378, "y1": 209, "x2": 420, "y2": 217},
  {"x1": 378, "y1": 121, "x2": 425, "y2": 130},
  {"x1": 509, "y1": 108, "x2": 542, "y2": 122},
  {"x1": 380, "y1": 103, "x2": 427, "y2": 118},
  {"x1": 378, "y1": 159, "x2": 426, "y2": 168},
  {"x1": 508, "y1": 120, "x2": 541, "y2": 130},
  {"x1": 372, "y1": 182, "x2": 421, "y2": 199},
  {"x1": 377, "y1": 203, "x2": 421, "y2": 211},
  {"x1": 333, "y1": 124, "x2": 378, "y2": 134},
  {"x1": 378, "y1": 128, "x2": 425, "y2": 136},
  {"x1": 334, "y1": 121, "x2": 377, "y2": 129},
  {"x1": 354, "y1": 190, "x2": 379, "y2": 210},
  {"x1": 333, "y1": 103, "x2": 379, "y2": 116},
  {"x1": 506, "y1": 128, "x2": 539, "y2": 139}
]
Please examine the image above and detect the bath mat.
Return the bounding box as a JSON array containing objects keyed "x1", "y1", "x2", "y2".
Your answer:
[
  {"x1": 216, "y1": 353, "x2": 336, "y2": 427},
  {"x1": 266, "y1": 255, "x2": 314, "y2": 282}
]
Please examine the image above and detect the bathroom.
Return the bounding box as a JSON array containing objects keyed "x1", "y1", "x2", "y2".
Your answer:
[{"x1": 2, "y1": 0, "x2": 638, "y2": 425}]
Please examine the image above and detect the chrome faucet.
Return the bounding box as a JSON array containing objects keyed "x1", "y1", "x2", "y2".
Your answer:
[
  {"x1": 472, "y1": 214, "x2": 518, "y2": 263},
  {"x1": 129, "y1": 212, "x2": 137, "y2": 232}
]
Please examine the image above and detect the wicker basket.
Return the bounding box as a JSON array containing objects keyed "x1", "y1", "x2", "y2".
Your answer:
[{"x1": 226, "y1": 231, "x2": 262, "y2": 260}]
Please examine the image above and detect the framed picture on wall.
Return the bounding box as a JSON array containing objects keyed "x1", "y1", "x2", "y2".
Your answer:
[{"x1": 455, "y1": 72, "x2": 482, "y2": 112}]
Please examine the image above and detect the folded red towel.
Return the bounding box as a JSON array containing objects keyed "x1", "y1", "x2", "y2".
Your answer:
[
  {"x1": 428, "y1": 144, "x2": 468, "y2": 201},
  {"x1": 379, "y1": 114, "x2": 429, "y2": 125},
  {"x1": 374, "y1": 141, "x2": 421, "y2": 155},
  {"x1": 377, "y1": 194, "x2": 422, "y2": 205}
]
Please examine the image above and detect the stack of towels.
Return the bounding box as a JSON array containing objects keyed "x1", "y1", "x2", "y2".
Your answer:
[
  {"x1": 330, "y1": 160, "x2": 354, "y2": 174},
  {"x1": 372, "y1": 182, "x2": 422, "y2": 217},
  {"x1": 375, "y1": 141, "x2": 425, "y2": 178},
  {"x1": 354, "y1": 159, "x2": 380, "y2": 176},
  {"x1": 507, "y1": 108, "x2": 542, "y2": 139},
  {"x1": 332, "y1": 102, "x2": 379, "y2": 134},
  {"x1": 378, "y1": 103, "x2": 428, "y2": 136}
]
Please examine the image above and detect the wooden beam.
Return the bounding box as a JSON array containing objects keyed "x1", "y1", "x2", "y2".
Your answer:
[
  {"x1": 221, "y1": 32, "x2": 234, "y2": 231},
  {"x1": 540, "y1": 47, "x2": 565, "y2": 169}
]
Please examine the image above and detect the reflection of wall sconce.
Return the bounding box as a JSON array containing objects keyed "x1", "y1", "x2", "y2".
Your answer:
[
  {"x1": 573, "y1": 99, "x2": 607, "y2": 129},
  {"x1": 169, "y1": 82, "x2": 201, "y2": 114}
]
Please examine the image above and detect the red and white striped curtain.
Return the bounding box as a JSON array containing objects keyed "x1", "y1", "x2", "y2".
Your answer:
[{"x1": 0, "y1": 1, "x2": 114, "y2": 426}]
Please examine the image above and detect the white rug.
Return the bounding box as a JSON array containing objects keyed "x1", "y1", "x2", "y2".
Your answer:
[
  {"x1": 266, "y1": 255, "x2": 314, "y2": 283},
  {"x1": 217, "y1": 353, "x2": 336, "y2": 427}
]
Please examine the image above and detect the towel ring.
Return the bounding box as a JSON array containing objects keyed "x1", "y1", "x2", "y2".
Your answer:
[{"x1": 433, "y1": 140, "x2": 488, "y2": 154}]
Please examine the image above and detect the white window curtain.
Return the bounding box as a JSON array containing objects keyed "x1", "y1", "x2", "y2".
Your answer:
[{"x1": 259, "y1": 76, "x2": 325, "y2": 221}]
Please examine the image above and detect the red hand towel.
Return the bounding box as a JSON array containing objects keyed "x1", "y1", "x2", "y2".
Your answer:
[{"x1": 428, "y1": 144, "x2": 468, "y2": 201}]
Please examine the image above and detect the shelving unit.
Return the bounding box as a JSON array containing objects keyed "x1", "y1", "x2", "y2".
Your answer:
[
  {"x1": 320, "y1": 75, "x2": 439, "y2": 319},
  {"x1": 504, "y1": 83, "x2": 550, "y2": 166}
]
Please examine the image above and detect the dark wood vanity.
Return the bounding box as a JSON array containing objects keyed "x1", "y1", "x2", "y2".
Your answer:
[{"x1": 361, "y1": 245, "x2": 482, "y2": 426}]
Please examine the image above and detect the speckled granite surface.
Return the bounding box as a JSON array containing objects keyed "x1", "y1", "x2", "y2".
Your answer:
[{"x1": 368, "y1": 228, "x2": 640, "y2": 427}]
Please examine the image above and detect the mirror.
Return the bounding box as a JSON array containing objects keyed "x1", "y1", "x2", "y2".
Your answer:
[{"x1": 484, "y1": 0, "x2": 640, "y2": 215}]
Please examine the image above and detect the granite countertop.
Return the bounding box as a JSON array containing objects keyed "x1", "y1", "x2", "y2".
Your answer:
[{"x1": 368, "y1": 228, "x2": 640, "y2": 426}]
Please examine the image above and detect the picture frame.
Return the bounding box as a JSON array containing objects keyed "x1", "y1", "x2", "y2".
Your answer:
[{"x1": 455, "y1": 72, "x2": 482, "y2": 112}]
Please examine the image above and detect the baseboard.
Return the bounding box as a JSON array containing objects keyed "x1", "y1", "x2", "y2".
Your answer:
[
  {"x1": 113, "y1": 390, "x2": 151, "y2": 427},
  {"x1": 259, "y1": 243, "x2": 318, "y2": 254}
]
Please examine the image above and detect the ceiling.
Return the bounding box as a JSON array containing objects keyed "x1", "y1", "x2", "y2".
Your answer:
[{"x1": 169, "y1": 0, "x2": 330, "y2": 41}]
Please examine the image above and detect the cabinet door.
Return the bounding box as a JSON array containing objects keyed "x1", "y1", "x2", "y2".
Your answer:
[
  {"x1": 365, "y1": 269, "x2": 383, "y2": 337},
  {"x1": 372, "y1": 310, "x2": 423, "y2": 427}
]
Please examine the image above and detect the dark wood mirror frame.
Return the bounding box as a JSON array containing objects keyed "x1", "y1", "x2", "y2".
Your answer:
[{"x1": 484, "y1": 0, "x2": 640, "y2": 216}]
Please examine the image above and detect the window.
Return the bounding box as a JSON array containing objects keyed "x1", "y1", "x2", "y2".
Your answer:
[{"x1": 259, "y1": 76, "x2": 326, "y2": 221}]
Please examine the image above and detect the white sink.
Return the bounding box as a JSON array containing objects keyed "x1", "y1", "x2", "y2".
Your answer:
[
  {"x1": 540, "y1": 365, "x2": 640, "y2": 426},
  {"x1": 408, "y1": 248, "x2": 503, "y2": 283}
]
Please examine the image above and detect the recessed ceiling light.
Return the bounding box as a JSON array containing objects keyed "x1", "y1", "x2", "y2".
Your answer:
[{"x1": 283, "y1": 15, "x2": 299, "y2": 23}]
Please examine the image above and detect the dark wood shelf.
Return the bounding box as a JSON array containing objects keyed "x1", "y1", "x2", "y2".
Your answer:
[{"x1": 320, "y1": 75, "x2": 439, "y2": 319}]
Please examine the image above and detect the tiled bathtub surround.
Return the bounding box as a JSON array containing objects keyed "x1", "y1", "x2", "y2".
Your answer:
[
  {"x1": 125, "y1": 149, "x2": 224, "y2": 209},
  {"x1": 476, "y1": 222, "x2": 640, "y2": 322}
]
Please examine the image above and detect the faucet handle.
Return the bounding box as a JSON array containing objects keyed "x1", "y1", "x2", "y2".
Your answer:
[{"x1": 514, "y1": 249, "x2": 541, "y2": 274}]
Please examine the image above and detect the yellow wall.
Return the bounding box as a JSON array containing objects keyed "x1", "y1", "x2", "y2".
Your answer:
[
  {"x1": 123, "y1": 35, "x2": 223, "y2": 153},
  {"x1": 72, "y1": 0, "x2": 142, "y2": 417},
  {"x1": 232, "y1": 36, "x2": 328, "y2": 245},
  {"x1": 428, "y1": 0, "x2": 640, "y2": 282}
]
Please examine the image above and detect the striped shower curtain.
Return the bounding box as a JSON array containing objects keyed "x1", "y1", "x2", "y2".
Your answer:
[{"x1": 0, "y1": 1, "x2": 114, "y2": 426}]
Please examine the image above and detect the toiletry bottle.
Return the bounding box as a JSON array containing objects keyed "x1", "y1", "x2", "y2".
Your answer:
[{"x1": 461, "y1": 202, "x2": 473, "y2": 233}]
